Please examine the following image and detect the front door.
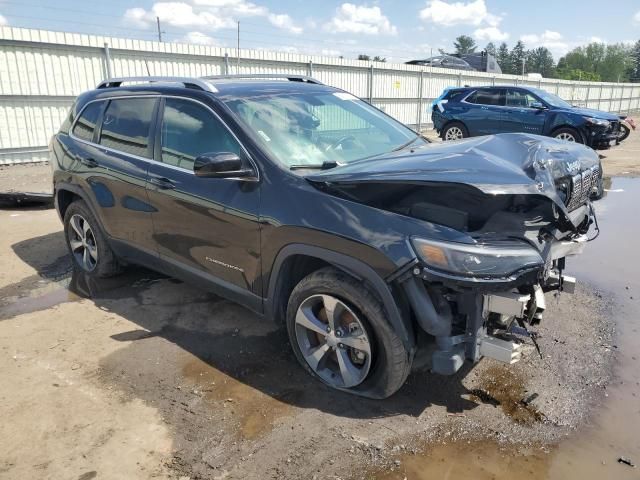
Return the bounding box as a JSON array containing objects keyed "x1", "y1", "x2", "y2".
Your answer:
[
  {"x1": 502, "y1": 89, "x2": 547, "y2": 134},
  {"x1": 145, "y1": 97, "x2": 261, "y2": 307}
]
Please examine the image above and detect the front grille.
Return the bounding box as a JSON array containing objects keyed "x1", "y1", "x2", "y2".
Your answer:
[
  {"x1": 566, "y1": 165, "x2": 600, "y2": 211},
  {"x1": 608, "y1": 121, "x2": 620, "y2": 134}
]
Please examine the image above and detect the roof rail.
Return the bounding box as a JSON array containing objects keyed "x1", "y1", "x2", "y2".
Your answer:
[
  {"x1": 202, "y1": 74, "x2": 324, "y2": 85},
  {"x1": 96, "y1": 76, "x2": 218, "y2": 93}
]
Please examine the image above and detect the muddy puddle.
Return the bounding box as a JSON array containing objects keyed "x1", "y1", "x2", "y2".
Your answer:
[
  {"x1": 373, "y1": 177, "x2": 640, "y2": 480},
  {"x1": 183, "y1": 357, "x2": 294, "y2": 440}
]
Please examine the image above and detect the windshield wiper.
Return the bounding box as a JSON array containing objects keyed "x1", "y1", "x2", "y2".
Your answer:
[
  {"x1": 290, "y1": 161, "x2": 341, "y2": 171},
  {"x1": 392, "y1": 134, "x2": 423, "y2": 152}
]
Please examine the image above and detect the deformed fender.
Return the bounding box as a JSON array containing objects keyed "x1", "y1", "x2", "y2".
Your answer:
[{"x1": 265, "y1": 243, "x2": 416, "y2": 352}]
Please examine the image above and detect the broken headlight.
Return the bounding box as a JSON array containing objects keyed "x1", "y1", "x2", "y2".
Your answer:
[{"x1": 411, "y1": 238, "x2": 544, "y2": 278}]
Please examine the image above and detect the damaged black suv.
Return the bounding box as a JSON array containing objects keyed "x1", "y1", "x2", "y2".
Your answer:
[{"x1": 51, "y1": 75, "x2": 601, "y2": 399}]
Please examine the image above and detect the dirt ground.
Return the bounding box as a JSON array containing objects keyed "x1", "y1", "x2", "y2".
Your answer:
[{"x1": 1, "y1": 134, "x2": 640, "y2": 480}]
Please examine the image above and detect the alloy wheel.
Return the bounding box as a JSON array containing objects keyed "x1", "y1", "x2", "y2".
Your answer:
[
  {"x1": 555, "y1": 132, "x2": 576, "y2": 142},
  {"x1": 445, "y1": 126, "x2": 463, "y2": 140},
  {"x1": 67, "y1": 214, "x2": 98, "y2": 272},
  {"x1": 294, "y1": 294, "x2": 372, "y2": 388}
]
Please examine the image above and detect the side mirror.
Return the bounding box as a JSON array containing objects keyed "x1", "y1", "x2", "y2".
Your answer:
[
  {"x1": 194, "y1": 152, "x2": 254, "y2": 179},
  {"x1": 531, "y1": 101, "x2": 547, "y2": 110}
]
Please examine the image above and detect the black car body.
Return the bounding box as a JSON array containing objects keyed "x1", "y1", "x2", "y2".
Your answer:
[
  {"x1": 432, "y1": 85, "x2": 620, "y2": 149},
  {"x1": 51, "y1": 75, "x2": 601, "y2": 398}
]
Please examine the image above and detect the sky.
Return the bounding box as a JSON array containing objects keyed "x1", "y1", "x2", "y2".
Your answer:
[{"x1": 0, "y1": 0, "x2": 639, "y2": 63}]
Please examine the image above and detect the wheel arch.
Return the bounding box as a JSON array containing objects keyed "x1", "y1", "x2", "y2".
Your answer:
[
  {"x1": 550, "y1": 124, "x2": 585, "y2": 144},
  {"x1": 441, "y1": 120, "x2": 468, "y2": 138},
  {"x1": 265, "y1": 244, "x2": 416, "y2": 352}
]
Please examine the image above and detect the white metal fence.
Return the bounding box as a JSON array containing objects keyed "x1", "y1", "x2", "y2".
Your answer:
[{"x1": 2, "y1": 26, "x2": 640, "y2": 165}]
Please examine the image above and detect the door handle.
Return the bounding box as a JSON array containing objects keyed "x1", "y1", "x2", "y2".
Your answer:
[
  {"x1": 79, "y1": 157, "x2": 98, "y2": 168},
  {"x1": 149, "y1": 176, "x2": 176, "y2": 190}
]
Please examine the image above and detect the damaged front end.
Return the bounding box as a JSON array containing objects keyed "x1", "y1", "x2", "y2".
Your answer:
[{"x1": 309, "y1": 134, "x2": 602, "y2": 375}]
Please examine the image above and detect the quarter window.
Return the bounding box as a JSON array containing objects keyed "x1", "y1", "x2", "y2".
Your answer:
[
  {"x1": 467, "y1": 89, "x2": 504, "y2": 106},
  {"x1": 160, "y1": 98, "x2": 244, "y2": 170},
  {"x1": 72, "y1": 101, "x2": 103, "y2": 142},
  {"x1": 99, "y1": 98, "x2": 157, "y2": 158}
]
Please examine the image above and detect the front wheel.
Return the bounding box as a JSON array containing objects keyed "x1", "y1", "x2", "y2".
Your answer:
[
  {"x1": 553, "y1": 127, "x2": 583, "y2": 144},
  {"x1": 286, "y1": 267, "x2": 411, "y2": 399},
  {"x1": 442, "y1": 122, "x2": 468, "y2": 141},
  {"x1": 619, "y1": 123, "x2": 631, "y2": 142}
]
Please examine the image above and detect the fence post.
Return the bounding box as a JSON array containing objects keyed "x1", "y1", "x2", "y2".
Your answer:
[
  {"x1": 457, "y1": 72, "x2": 461, "y2": 87},
  {"x1": 585, "y1": 84, "x2": 591, "y2": 109},
  {"x1": 368, "y1": 64, "x2": 374, "y2": 103},
  {"x1": 416, "y1": 70, "x2": 424, "y2": 133},
  {"x1": 224, "y1": 53, "x2": 230, "y2": 75},
  {"x1": 556, "y1": 82, "x2": 560, "y2": 95},
  {"x1": 598, "y1": 83, "x2": 603, "y2": 110},
  {"x1": 492, "y1": 76, "x2": 496, "y2": 86},
  {"x1": 308, "y1": 60, "x2": 313, "y2": 78},
  {"x1": 103, "y1": 42, "x2": 113, "y2": 79}
]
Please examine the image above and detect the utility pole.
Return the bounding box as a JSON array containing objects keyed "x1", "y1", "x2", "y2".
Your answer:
[
  {"x1": 237, "y1": 21, "x2": 240, "y2": 73},
  {"x1": 156, "y1": 17, "x2": 163, "y2": 42}
]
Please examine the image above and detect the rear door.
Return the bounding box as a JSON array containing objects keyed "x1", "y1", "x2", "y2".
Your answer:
[
  {"x1": 145, "y1": 96, "x2": 261, "y2": 307},
  {"x1": 69, "y1": 96, "x2": 158, "y2": 255},
  {"x1": 503, "y1": 89, "x2": 547, "y2": 134},
  {"x1": 462, "y1": 88, "x2": 505, "y2": 135}
]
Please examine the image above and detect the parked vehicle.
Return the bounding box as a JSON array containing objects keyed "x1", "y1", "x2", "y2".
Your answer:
[
  {"x1": 454, "y1": 51, "x2": 502, "y2": 74},
  {"x1": 406, "y1": 55, "x2": 474, "y2": 71},
  {"x1": 51, "y1": 75, "x2": 601, "y2": 398},
  {"x1": 619, "y1": 115, "x2": 636, "y2": 142},
  {"x1": 432, "y1": 85, "x2": 621, "y2": 149}
]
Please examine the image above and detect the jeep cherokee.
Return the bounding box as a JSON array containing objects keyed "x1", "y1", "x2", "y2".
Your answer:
[{"x1": 50, "y1": 75, "x2": 601, "y2": 399}]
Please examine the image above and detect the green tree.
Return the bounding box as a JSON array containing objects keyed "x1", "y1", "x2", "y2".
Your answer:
[
  {"x1": 628, "y1": 40, "x2": 640, "y2": 81},
  {"x1": 496, "y1": 42, "x2": 512, "y2": 74},
  {"x1": 372, "y1": 56, "x2": 387, "y2": 62},
  {"x1": 357, "y1": 54, "x2": 370, "y2": 61},
  {"x1": 557, "y1": 42, "x2": 633, "y2": 82},
  {"x1": 485, "y1": 42, "x2": 497, "y2": 57},
  {"x1": 526, "y1": 47, "x2": 555, "y2": 77},
  {"x1": 454, "y1": 35, "x2": 476, "y2": 54},
  {"x1": 510, "y1": 40, "x2": 526, "y2": 75}
]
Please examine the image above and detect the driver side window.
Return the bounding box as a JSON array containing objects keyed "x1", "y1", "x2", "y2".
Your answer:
[{"x1": 160, "y1": 98, "x2": 244, "y2": 171}]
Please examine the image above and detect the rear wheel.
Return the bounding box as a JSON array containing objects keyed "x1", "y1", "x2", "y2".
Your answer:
[
  {"x1": 63, "y1": 200, "x2": 122, "y2": 277},
  {"x1": 553, "y1": 127, "x2": 583, "y2": 144},
  {"x1": 286, "y1": 267, "x2": 411, "y2": 399},
  {"x1": 442, "y1": 122, "x2": 468, "y2": 141}
]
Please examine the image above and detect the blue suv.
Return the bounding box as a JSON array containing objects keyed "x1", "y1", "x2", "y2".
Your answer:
[{"x1": 432, "y1": 86, "x2": 621, "y2": 149}]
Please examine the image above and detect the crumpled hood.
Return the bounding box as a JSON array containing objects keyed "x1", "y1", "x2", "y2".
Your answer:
[{"x1": 308, "y1": 133, "x2": 600, "y2": 220}]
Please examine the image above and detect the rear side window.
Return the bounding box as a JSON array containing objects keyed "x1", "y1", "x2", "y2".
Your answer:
[
  {"x1": 99, "y1": 98, "x2": 157, "y2": 158},
  {"x1": 72, "y1": 101, "x2": 103, "y2": 142},
  {"x1": 160, "y1": 98, "x2": 244, "y2": 170},
  {"x1": 466, "y1": 89, "x2": 504, "y2": 106}
]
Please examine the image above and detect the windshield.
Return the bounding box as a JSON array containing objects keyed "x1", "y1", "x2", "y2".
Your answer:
[
  {"x1": 531, "y1": 88, "x2": 572, "y2": 109},
  {"x1": 223, "y1": 90, "x2": 422, "y2": 169}
]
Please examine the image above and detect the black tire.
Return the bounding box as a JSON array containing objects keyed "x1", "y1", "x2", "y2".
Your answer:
[
  {"x1": 286, "y1": 267, "x2": 411, "y2": 399},
  {"x1": 552, "y1": 127, "x2": 584, "y2": 144},
  {"x1": 619, "y1": 123, "x2": 631, "y2": 142},
  {"x1": 441, "y1": 122, "x2": 468, "y2": 141},
  {"x1": 63, "y1": 200, "x2": 122, "y2": 278}
]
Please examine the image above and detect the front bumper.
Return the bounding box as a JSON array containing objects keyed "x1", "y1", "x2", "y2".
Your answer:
[
  {"x1": 397, "y1": 233, "x2": 589, "y2": 375},
  {"x1": 585, "y1": 121, "x2": 620, "y2": 148}
]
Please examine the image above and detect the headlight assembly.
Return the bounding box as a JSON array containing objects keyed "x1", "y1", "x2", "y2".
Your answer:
[
  {"x1": 584, "y1": 117, "x2": 610, "y2": 128},
  {"x1": 411, "y1": 238, "x2": 544, "y2": 279}
]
